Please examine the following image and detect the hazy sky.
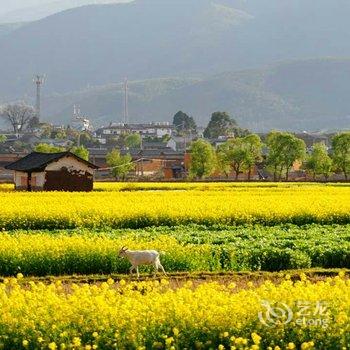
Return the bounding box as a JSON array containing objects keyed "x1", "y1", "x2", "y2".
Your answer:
[
  {"x1": 0, "y1": 1, "x2": 54, "y2": 14},
  {"x1": 0, "y1": 0, "x2": 130, "y2": 16}
]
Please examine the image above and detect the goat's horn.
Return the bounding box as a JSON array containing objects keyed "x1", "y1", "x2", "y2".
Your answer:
[{"x1": 121, "y1": 246, "x2": 128, "y2": 251}]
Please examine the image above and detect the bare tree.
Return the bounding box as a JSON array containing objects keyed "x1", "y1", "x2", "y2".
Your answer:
[{"x1": 0, "y1": 103, "x2": 37, "y2": 133}]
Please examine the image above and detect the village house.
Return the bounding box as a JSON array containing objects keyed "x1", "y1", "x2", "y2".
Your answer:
[
  {"x1": 166, "y1": 135, "x2": 197, "y2": 151},
  {"x1": 5, "y1": 151, "x2": 98, "y2": 191},
  {"x1": 132, "y1": 149, "x2": 190, "y2": 179},
  {"x1": 89, "y1": 147, "x2": 190, "y2": 180},
  {"x1": 0, "y1": 152, "x2": 27, "y2": 182},
  {"x1": 295, "y1": 132, "x2": 333, "y2": 150},
  {"x1": 95, "y1": 122, "x2": 174, "y2": 144}
]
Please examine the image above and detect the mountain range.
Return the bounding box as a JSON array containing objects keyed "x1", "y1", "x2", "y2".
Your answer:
[
  {"x1": 0, "y1": 0, "x2": 350, "y2": 131},
  {"x1": 41, "y1": 58, "x2": 350, "y2": 132}
]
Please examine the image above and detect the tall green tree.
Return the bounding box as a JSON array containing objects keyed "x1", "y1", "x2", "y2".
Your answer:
[
  {"x1": 106, "y1": 149, "x2": 134, "y2": 180},
  {"x1": 332, "y1": 132, "x2": 350, "y2": 180},
  {"x1": 304, "y1": 142, "x2": 333, "y2": 181},
  {"x1": 217, "y1": 134, "x2": 262, "y2": 180},
  {"x1": 173, "y1": 111, "x2": 197, "y2": 134},
  {"x1": 189, "y1": 139, "x2": 216, "y2": 179},
  {"x1": 267, "y1": 131, "x2": 306, "y2": 181},
  {"x1": 266, "y1": 131, "x2": 283, "y2": 181},
  {"x1": 216, "y1": 143, "x2": 231, "y2": 178},
  {"x1": 70, "y1": 146, "x2": 89, "y2": 161},
  {"x1": 203, "y1": 112, "x2": 237, "y2": 139},
  {"x1": 244, "y1": 134, "x2": 263, "y2": 181},
  {"x1": 125, "y1": 133, "x2": 142, "y2": 149},
  {"x1": 34, "y1": 143, "x2": 65, "y2": 153},
  {"x1": 76, "y1": 132, "x2": 98, "y2": 148},
  {"x1": 224, "y1": 138, "x2": 249, "y2": 180},
  {"x1": 34, "y1": 143, "x2": 89, "y2": 161}
]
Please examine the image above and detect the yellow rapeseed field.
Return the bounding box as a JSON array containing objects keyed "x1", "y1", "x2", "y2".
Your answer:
[
  {"x1": 0, "y1": 183, "x2": 349, "y2": 348},
  {"x1": 0, "y1": 274, "x2": 349, "y2": 349},
  {"x1": 0, "y1": 183, "x2": 349, "y2": 228}
]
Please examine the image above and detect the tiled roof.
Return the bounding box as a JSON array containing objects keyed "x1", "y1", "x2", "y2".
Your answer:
[{"x1": 5, "y1": 152, "x2": 98, "y2": 172}]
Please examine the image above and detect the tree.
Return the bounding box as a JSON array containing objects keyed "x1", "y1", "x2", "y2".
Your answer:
[
  {"x1": 34, "y1": 143, "x2": 89, "y2": 161},
  {"x1": 217, "y1": 134, "x2": 262, "y2": 180},
  {"x1": 332, "y1": 132, "x2": 350, "y2": 180},
  {"x1": 74, "y1": 131, "x2": 99, "y2": 148},
  {"x1": 173, "y1": 111, "x2": 197, "y2": 134},
  {"x1": 71, "y1": 146, "x2": 89, "y2": 161},
  {"x1": 216, "y1": 144, "x2": 231, "y2": 178},
  {"x1": 224, "y1": 138, "x2": 249, "y2": 180},
  {"x1": 162, "y1": 134, "x2": 171, "y2": 142},
  {"x1": 283, "y1": 136, "x2": 306, "y2": 181},
  {"x1": 267, "y1": 131, "x2": 306, "y2": 181},
  {"x1": 304, "y1": 142, "x2": 333, "y2": 181},
  {"x1": 27, "y1": 116, "x2": 40, "y2": 131},
  {"x1": 203, "y1": 112, "x2": 237, "y2": 139},
  {"x1": 113, "y1": 133, "x2": 128, "y2": 149},
  {"x1": 125, "y1": 133, "x2": 142, "y2": 149},
  {"x1": 189, "y1": 139, "x2": 216, "y2": 179},
  {"x1": 54, "y1": 130, "x2": 67, "y2": 140},
  {"x1": 319, "y1": 156, "x2": 333, "y2": 181},
  {"x1": 266, "y1": 131, "x2": 283, "y2": 181},
  {"x1": 0, "y1": 135, "x2": 6, "y2": 143},
  {"x1": 34, "y1": 143, "x2": 65, "y2": 153},
  {"x1": 244, "y1": 134, "x2": 263, "y2": 181},
  {"x1": 39, "y1": 123, "x2": 53, "y2": 139},
  {"x1": 0, "y1": 103, "x2": 37, "y2": 133},
  {"x1": 106, "y1": 149, "x2": 134, "y2": 180}
]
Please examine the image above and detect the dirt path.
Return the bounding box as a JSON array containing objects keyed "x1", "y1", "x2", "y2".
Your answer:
[{"x1": 6, "y1": 268, "x2": 349, "y2": 290}]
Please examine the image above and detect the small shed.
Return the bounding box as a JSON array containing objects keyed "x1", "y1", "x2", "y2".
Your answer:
[{"x1": 5, "y1": 151, "x2": 99, "y2": 191}]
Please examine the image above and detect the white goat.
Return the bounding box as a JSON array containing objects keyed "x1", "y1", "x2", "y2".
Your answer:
[{"x1": 118, "y1": 246, "x2": 166, "y2": 278}]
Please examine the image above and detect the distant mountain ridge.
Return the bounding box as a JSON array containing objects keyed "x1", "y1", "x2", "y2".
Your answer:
[
  {"x1": 0, "y1": 0, "x2": 350, "y2": 131},
  {"x1": 2, "y1": 0, "x2": 350, "y2": 99},
  {"x1": 41, "y1": 59, "x2": 350, "y2": 132},
  {"x1": 0, "y1": 0, "x2": 255, "y2": 100}
]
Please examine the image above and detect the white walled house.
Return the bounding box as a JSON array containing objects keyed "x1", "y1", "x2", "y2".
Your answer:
[
  {"x1": 5, "y1": 152, "x2": 99, "y2": 191},
  {"x1": 96, "y1": 122, "x2": 174, "y2": 144}
]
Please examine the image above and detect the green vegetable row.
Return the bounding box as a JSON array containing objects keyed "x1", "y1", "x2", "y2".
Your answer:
[{"x1": 0, "y1": 224, "x2": 348, "y2": 276}]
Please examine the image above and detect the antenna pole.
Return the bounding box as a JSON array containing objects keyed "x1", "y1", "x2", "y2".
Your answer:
[
  {"x1": 34, "y1": 75, "x2": 45, "y2": 121},
  {"x1": 124, "y1": 78, "x2": 129, "y2": 124}
]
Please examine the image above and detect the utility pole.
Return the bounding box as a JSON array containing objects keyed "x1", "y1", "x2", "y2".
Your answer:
[
  {"x1": 183, "y1": 121, "x2": 188, "y2": 174},
  {"x1": 183, "y1": 121, "x2": 187, "y2": 152},
  {"x1": 34, "y1": 75, "x2": 45, "y2": 121},
  {"x1": 123, "y1": 78, "x2": 129, "y2": 125},
  {"x1": 140, "y1": 132, "x2": 144, "y2": 177}
]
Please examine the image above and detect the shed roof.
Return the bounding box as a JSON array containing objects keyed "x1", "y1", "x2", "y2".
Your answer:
[{"x1": 5, "y1": 152, "x2": 99, "y2": 172}]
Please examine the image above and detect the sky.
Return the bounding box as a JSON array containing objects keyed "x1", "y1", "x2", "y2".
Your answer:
[
  {"x1": 0, "y1": 0, "x2": 130, "y2": 17},
  {"x1": 0, "y1": 1, "x2": 53, "y2": 15}
]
